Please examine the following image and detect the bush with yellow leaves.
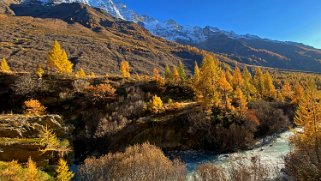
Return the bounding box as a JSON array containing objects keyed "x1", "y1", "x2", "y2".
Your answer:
[
  {"x1": 23, "y1": 99, "x2": 46, "y2": 116},
  {"x1": 148, "y1": 95, "x2": 164, "y2": 114}
]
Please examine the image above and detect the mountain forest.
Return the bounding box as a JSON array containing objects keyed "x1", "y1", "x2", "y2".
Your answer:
[{"x1": 0, "y1": 1, "x2": 321, "y2": 181}]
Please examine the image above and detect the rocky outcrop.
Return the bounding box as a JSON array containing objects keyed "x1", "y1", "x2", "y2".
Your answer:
[{"x1": 0, "y1": 114, "x2": 71, "y2": 138}]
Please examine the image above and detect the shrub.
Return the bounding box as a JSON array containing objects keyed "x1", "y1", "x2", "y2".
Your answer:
[
  {"x1": 12, "y1": 74, "x2": 43, "y2": 95},
  {"x1": 148, "y1": 95, "x2": 164, "y2": 114},
  {"x1": 85, "y1": 83, "x2": 116, "y2": 99},
  {"x1": 75, "y1": 68, "x2": 86, "y2": 78},
  {"x1": 23, "y1": 99, "x2": 46, "y2": 116},
  {"x1": 249, "y1": 101, "x2": 290, "y2": 136},
  {"x1": 36, "y1": 65, "x2": 44, "y2": 78},
  {"x1": 72, "y1": 79, "x2": 90, "y2": 93},
  {"x1": 194, "y1": 163, "x2": 227, "y2": 181},
  {"x1": 77, "y1": 143, "x2": 186, "y2": 181},
  {"x1": 194, "y1": 156, "x2": 271, "y2": 181}
]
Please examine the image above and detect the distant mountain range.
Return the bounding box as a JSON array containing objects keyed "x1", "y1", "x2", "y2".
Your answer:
[{"x1": 3, "y1": 0, "x2": 321, "y2": 73}]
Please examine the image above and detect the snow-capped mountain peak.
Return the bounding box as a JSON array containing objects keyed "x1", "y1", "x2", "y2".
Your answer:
[{"x1": 21, "y1": 0, "x2": 265, "y2": 44}]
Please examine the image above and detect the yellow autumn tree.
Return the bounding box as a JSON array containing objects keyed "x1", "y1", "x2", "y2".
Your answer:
[
  {"x1": 196, "y1": 55, "x2": 221, "y2": 108},
  {"x1": 25, "y1": 157, "x2": 39, "y2": 181},
  {"x1": 263, "y1": 71, "x2": 276, "y2": 99},
  {"x1": 233, "y1": 87, "x2": 248, "y2": 115},
  {"x1": 225, "y1": 71, "x2": 233, "y2": 84},
  {"x1": 232, "y1": 66, "x2": 244, "y2": 89},
  {"x1": 148, "y1": 95, "x2": 164, "y2": 114},
  {"x1": 56, "y1": 159, "x2": 74, "y2": 181},
  {"x1": 178, "y1": 61, "x2": 187, "y2": 82},
  {"x1": 24, "y1": 99, "x2": 46, "y2": 116},
  {"x1": 120, "y1": 60, "x2": 130, "y2": 78},
  {"x1": 193, "y1": 61, "x2": 200, "y2": 83},
  {"x1": 281, "y1": 80, "x2": 293, "y2": 100},
  {"x1": 218, "y1": 71, "x2": 233, "y2": 110},
  {"x1": 164, "y1": 64, "x2": 172, "y2": 83},
  {"x1": 291, "y1": 81, "x2": 305, "y2": 105},
  {"x1": 291, "y1": 80, "x2": 321, "y2": 163},
  {"x1": 253, "y1": 67, "x2": 265, "y2": 98},
  {"x1": 40, "y1": 126, "x2": 60, "y2": 150},
  {"x1": 242, "y1": 66, "x2": 256, "y2": 100},
  {"x1": 90, "y1": 72, "x2": 96, "y2": 78},
  {"x1": 172, "y1": 65, "x2": 180, "y2": 84},
  {"x1": 75, "y1": 68, "x2": 86, "y2": 78},
  {"x1": 0, "y1": 58, "x2": 12, "y2": 73},
  {"x1": 153, "y1": 67, "x2": 164, "y2": 86},
  {"x1": 48, "y1": 40, "x2": 73, "y2": 74},
  {"x1": 36, "y1": 65, "x2": 45, "y2": 78}
]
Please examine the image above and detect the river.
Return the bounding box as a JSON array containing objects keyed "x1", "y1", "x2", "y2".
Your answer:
[{"x1": 166, "y1": 130, "x2": 294, "y2": 178}]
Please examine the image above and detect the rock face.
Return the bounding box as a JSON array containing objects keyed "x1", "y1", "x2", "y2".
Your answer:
[
  {"x1": 0, "y1": 114, "x2": 70, "y2": 138},
  {"x1": 0, "y1": 114, "x2": 72, "y2": 163}
]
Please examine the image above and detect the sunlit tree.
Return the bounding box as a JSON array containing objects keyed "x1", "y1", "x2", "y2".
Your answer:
[
  {"x1": 196, "y1": 55, "x2": 221, "y2": 108},
  {"x1": 253, "y1": 67, "x2": 264, "y2": 98},
  {"x1": 281, "y1": 80, "x2": 293, "y2": 101},
  {"x1": 48, "y1": 40, "x2": 73, "y2": 74},
  {"x1": 291, "y1": 81, "x2": 305, "y2": 105},
  {"x1": 233, "y1": 87, "x2": 248, "y2": 115},
  {"x1": 164, "y1": 64, "x2": 172, "y2": 83},
  {"x1": 120, "y1": 61, "x2": 130, "y2": 78},
  {"x1": 263, "y1": 71, "x2": 276, "y2": 99},
  {"x1": 178, "y1": 61, "x2": 187, "y2": 82},
  {"x1": 0, "y1": 58, "x2": 11, "y2": 73},
  {"x1": 218, "y1": 71, "x2": 233, "y2": 110},
  {"x1": 148, "y1": 95, "x2": 164, "y2": 114},
  {"x1": 24, "y1": 99, "x2": 46, "y2": 116},
  {"x1": 232, "y1": 66, "x2": 244, "y2": 89},
  {"x1": 56, "y1": 159, "x2": 74, "y2": 181},
  {"x1": 75, "y1": 68, "x2": 86, "y2": 78},
  {"x1": 291, "y1": 80, "x2": 321, "y2": 163},
  {"x1": 172, "y1": 65, "x2": 180, "y2": 84},
  {"x1": 36, "y1": 65, "x2": 44, "y2": 78}
]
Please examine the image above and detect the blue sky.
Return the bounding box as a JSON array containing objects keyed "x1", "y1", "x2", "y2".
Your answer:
[{"x1": 121, "y1": 0, "x2": 321, "y2": 49}]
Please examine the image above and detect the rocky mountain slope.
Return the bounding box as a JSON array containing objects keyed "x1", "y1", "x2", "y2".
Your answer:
[
  {"x1": 18, "y1": 0, "x2": 321, "y2": 73},
  {"x1": 0, "y1": 2, "x2": 211, "y2": 74}
]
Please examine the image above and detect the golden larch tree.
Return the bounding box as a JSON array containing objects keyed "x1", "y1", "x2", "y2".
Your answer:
[
  {"x1": 291, "y1": 81, "x2": 305, "y2": 105},
  {"x1": 225, "y1": 71, "x2": 233, "y2": 84},
  {"x1": 172, "y1": 65, "x2": 180, "y2": 84},
  {"x1": 0, "y1": 58, "x2": 12, "y2": 72},
  {"x1": 153, "y1": 67, "x2": 164, "y2": 86},
  {"x1": 56, "y1": 159, "x2": 74, "y2": 181},
  {"x1": 218, "y1": 71, "x2": 233, "y2": 110},
  {"x1": 242, "y1": 67, "x2": 256, "y2": 100},
  {"x1": 291, "y1": 80, "x2": 321, "y2": 163},
  {"x1": 25, "y1": 157, "x2": 39, "y2": 181},
  {"x1": 24, "y1": 99, "x2": 46, "y2": 116},
  {"x1": 263, "y1": 71, "x2": 276, "y2": 99},
  {"x1": 281, "y1": 80, "x2": 293, "y2": 100},
  {"x1": 164, "y1": 64, "x2": 172, "y2": 82},
  {"x1": 193, "y1": 61, "x2": 200, "y2": 83},
  {"x1": 48, "y1": 40, "x2": 73, "y2": 74},
  {"x1": 232, "y1": 66, "x2": 244, "y2": 89},
  {"x1": 75, "y1": 68, "x2": 86, "y2": 78},
  {"x1": 36, "y1": 65, "x2": 44, "y2": 78},
  {"x1": 148, "y1": 95, "x2": 164, "y2": 114},
  {"x1": 178, "y1": 61, "x2": 187, "y2": 82},
  {"x1": 120, "y1": 61, "x2": 130, "y2": 78},
  {"x1": 196, "y1": 55, "x2": 221, "y2": 108},
  {"x1": 253, "y1": 67, "x2": 265, "y2": 98},
  {"x1": 233, "y1": 87, "x2": 248, "y2": 115}
]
